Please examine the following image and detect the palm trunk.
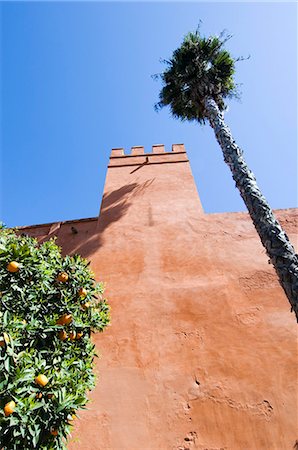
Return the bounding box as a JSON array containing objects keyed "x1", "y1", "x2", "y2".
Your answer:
[{"x1": 204, "y1": 97, "x2": 298, "y2": 322}]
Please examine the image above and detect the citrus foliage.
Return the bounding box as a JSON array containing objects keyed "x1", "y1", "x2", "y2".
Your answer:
[{"x1": 0, "y1": 226, "x2": 110, "y2": 449}]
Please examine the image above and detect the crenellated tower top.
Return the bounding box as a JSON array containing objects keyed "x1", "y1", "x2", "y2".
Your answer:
[
  {"x1": 99, "y1": 143, "x2": 203, "y2": 223},
  {"x1": 108, "y1": 144, "x2": 188, "y2": 168}
]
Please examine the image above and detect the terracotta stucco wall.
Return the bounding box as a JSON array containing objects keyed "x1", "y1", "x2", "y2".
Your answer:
[{"x1": 21, "y1": 145, "x2": 297, "y2": 450}]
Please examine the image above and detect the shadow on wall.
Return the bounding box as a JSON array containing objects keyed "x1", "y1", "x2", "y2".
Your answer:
[
  {"x1": 54, "y1": 179, "x2": 154, "y2": 259},
  {"x1": 97, "y1": 183, "x2": 140, "y2": 230}
]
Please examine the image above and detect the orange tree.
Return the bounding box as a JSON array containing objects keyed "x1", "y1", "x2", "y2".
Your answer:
[{"x1": 0, "y1": 226, "x2": 110, "y2": 449}]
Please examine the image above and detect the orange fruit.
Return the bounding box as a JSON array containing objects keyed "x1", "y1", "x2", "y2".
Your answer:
[
  {"x1": 2, "y1": 333, "x2": 10, "y2": 345},
  {"x1": 58, "y1": 330, "x2": 68, "y2": 341},
  {"x1": 35, "y1": 374, "x2": 49, "y2": 387},
  {"x1": 50, "y1": 428, "x2": 58, "y2": 436},
  {"x1": 76, "y1": 331, "x2": 83, "y2": 340},
  {"x1": 56, "y1": 272, "x2": 68, "y2": 283},
  {"x1": 0, "y1": 333, "x2": 9, "y2": 347},
  {"x1": 47, "y1": 393, "x2": 54, "y2": 399},
  {"x1": 56, "y1": 314, "x2": 72, "y2": 325},
  {"x1": 36, "y1": 393, "x2": 43, "y2": 399},
  {"x1": 69, "y1": 331, "x2": 76, "y2": 340},
  {"x1": 78, "y1": 287, "x2": 87, "y2": 299},
  {"x1": 81, "y1": 302, "x2": 90, "y2": 310},
  {"x1": 7, "y1": 261, "x2": 20, "y2": 273},
  {"x1": 4, "y1": 401, "x2": 16, "y2": 417}
]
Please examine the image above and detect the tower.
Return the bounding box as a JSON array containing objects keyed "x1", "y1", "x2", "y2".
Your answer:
[{"x1": 20, "y1": 144, "x2": 297, "y2": 450}]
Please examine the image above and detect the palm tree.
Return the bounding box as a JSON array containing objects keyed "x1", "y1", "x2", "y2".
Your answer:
[{"x1": 155, "y1": 28, "x2": 298, "y2": 321}]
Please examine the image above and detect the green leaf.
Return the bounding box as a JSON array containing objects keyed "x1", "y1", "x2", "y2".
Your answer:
[{"x1": 0, "y1": 228, "x2": 110, "y2": 448}]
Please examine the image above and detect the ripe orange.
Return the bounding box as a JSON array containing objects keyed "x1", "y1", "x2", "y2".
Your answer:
[
  {"x1": 0, "y1": 333, "x2": 9, "y2": 347},
  {"x1": 4, "y1": 401, "x2": 16, "y2": 417},
  {"x1": 1, "y1": 333, "x2": 10, "y2": 346},
  {"x1": 76, "y1": 331, "x2": 83, "y2": 340},
  {"x1": 69, "y1": 330, "x2": 76, "y2": 340},
  {"x1": 56, "y1": 314, "x2": 72, "y2": 325},
  {"x1": 35, "y1": 374, "x2": 49, "y2": 387},
  {"x1": 78, "y1": 287, "x2": 87, "y2": 299},
  {"x1": 50, "y1": 428, "x2": 58, "y2": 436},
  {"x1": 56, "y1": 272, "x2": 69, "y2": 283},
  {"x1": 58, "y1": 330, "x2": 68, "y2": 341},
  {"x1": 0, "y1": 334, "x2": 7, "y2": 347},
  {"x1": 81, "y1": 302, "x2": 90, "y2": 310},
  {"x1": 7, "y1": 261, "x2": 20, "y2": 273}
]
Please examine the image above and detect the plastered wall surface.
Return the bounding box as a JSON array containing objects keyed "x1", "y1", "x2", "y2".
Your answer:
[{"x1": 21, "y1": 145, "x2": 297, "y2": 450}]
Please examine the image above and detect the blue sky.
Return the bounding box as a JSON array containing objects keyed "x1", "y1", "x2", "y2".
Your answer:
[{"x1": 1, "y1": 2, "x2": 297, "y2": 227}]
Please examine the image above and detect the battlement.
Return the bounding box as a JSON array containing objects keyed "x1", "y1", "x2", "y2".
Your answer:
[
  {"x1": 103, "y1": 142, "x2": 203, "y2": 218},
  {"x1": 108, "y1": 144, "x2": 188, "y2": 167}
]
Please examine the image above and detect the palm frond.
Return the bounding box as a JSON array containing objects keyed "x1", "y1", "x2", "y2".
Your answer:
[{"x1": 155, "y1": 27, "x2": 245, "y2": 123}]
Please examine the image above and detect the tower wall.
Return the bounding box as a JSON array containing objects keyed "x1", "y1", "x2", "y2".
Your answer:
[
  {"x1": 20, "y1": 145, "x2": 297, "y2": 450},
  {"x1": 100, "y1": 143, "x2": 203, "y2": 227}
]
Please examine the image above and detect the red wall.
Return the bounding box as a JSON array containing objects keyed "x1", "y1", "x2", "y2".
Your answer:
[{"x1": 21, "y1": 145, "x2": 297, "y2": 449}]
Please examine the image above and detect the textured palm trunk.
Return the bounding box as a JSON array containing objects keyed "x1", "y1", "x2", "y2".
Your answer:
[{"x1": 204, "y1": 97, "x2": 298, "y2": 322}]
